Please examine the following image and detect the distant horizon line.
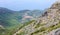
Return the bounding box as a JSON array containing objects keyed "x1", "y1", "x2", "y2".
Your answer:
[{"x1": 0, "y1": 7, "x2": 45, "y2": 11}]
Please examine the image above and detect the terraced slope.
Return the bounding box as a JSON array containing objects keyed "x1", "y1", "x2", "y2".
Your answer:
[{"x1": 13, "y1": 0, "x2": 60, "y2": 35}]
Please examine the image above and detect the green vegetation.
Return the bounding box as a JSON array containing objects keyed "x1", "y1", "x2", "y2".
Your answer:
[{"x1": 0, "y1": 20, "x2": 35, "y2": 35}]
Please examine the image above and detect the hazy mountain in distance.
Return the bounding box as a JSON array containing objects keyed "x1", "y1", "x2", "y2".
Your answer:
[
  {"x1": 0, "y1": 7, "x2": 44, "y2": 35},
  {"x1": 0, "y1": 7, "x2": 43, "y2": 27}
]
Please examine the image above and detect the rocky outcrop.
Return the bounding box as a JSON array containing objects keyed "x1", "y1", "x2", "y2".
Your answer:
[{"x1": 13, "y1": 0, "x2": 60, "y2": 35}]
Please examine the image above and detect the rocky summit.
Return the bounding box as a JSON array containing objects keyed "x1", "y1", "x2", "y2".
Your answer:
[{"x1": 13, "y1": 0, "x2": 60, "y2": 35}]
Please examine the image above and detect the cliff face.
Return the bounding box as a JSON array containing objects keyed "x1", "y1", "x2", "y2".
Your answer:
[{"x1": 13, "y1": 0, "x2": 60, "y2": 35}]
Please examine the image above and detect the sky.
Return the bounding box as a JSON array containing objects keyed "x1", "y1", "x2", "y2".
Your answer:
[{"x1": 0, "y1": 0, "x2": 57, "y2": 11}]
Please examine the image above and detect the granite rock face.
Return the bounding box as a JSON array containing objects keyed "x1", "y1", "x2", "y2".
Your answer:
[{"x1": 13, "y1": 0, "x2": 60, "y2": 35}]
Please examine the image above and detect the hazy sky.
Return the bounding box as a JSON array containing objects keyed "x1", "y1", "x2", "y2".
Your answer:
[{"x1": 0, "y1": 0, "x2": 57, "y2": 11}]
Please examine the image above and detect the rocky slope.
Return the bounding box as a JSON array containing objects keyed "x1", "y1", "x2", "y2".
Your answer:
[{"x1": 13, "y1": 0, "x2": 60, "y2": 35}]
